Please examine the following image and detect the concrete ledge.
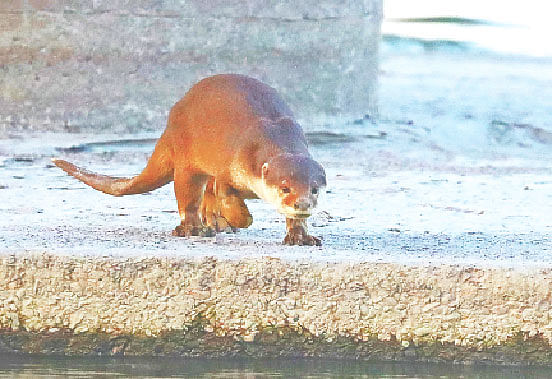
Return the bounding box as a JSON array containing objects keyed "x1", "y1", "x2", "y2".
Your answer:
[{"x1": 1, "y1": 253, "x2": 552, "y2": 364}]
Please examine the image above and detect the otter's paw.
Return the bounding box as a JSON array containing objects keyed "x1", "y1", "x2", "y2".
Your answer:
[
  {"x1": 172, "y1": 224, "x2": 216, "y2": 237},
  {"x1": 214, "y1": 216, "x2": 239, "y2": 233},
  {"x1": 283, "y1": 232, "x2": 322, "y2": 246},
  {"x1": 205, "y1": 216, "x2": 239, "y2": 233}
]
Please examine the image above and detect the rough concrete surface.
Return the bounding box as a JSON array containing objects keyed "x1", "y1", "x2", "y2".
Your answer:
[
  {"x1": 0, "y1": 126, "x2": 551, "y2": 362},
  {"x1": 1, "y1": 254, "x2": 552, "y2": 365},
  {"x1": 0, "y1": 1, "x2": 381, "y2": 133},
  {"x1": 1, "y1": 130, "x2": 551, "y2": 266}
]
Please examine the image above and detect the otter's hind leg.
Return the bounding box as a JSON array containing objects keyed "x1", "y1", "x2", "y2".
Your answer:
[
  {"x1": 172, "y1": 169, "x2": 215, "y2": 237},
  {"x1": 220, "y1": 194, "x2": 253, "y2": 229},
  {"x1": 201, "y1": 180, "x2": 253, "y2": 231}
]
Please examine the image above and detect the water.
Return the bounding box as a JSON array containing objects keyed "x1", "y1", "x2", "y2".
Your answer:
[
  {"x1": 379, "y1": 1, "x2": 552, "y2": 165},
  {"x1": 383, "y1": 0, "x2": 552, "y2": 57},
  {"x1": 1, "y1": 355, "x2": 551, "y2": 378}
]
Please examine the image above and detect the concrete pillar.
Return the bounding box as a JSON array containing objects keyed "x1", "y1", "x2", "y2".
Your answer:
[{"x1": 0, "y1": 1, "x2": 382, "y2": 133}]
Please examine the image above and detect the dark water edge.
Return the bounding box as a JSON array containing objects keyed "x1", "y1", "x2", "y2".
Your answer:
[{"x1": 0, "y1": 355, "x2": 551, "y2": 378}]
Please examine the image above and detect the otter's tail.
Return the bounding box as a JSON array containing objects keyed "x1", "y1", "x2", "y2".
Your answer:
[{"x1": 52, "y1": 139, "x2": 174, "y2": 196}]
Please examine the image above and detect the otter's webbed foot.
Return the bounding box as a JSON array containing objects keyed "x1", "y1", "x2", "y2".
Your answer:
[
  {"x1": 283, "y1": 218, "x2": 322, "y2": 246},
  {"x1": 172, "y1": 223, "x2": 216, "y2": 237}
]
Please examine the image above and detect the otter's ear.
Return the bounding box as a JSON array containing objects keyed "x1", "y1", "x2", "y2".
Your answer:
[{"x1": 262, "y1": 162, "x2": 269, "y2": 181}]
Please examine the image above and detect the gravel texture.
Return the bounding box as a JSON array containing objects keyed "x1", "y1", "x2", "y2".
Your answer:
[{"x1": 1, "y1": 253, "x2": 552, "y2": 364}]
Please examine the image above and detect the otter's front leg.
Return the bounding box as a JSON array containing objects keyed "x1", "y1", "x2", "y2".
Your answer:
[{"x1": 283, "y1": 218, "x2": 322, "y2": 246}]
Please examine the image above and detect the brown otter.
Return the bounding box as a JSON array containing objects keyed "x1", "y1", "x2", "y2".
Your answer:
[{"x1": 53, "y1": 74, "x2": 326, "y2": 245}]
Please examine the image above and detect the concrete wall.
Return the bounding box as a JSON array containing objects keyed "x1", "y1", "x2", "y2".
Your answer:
[
  {"x1": 2, "y1": 254, "x2": 552, "y2": 364},
  {"x1": 0, "y1": 0, "x2": 382, "y2": 134}
]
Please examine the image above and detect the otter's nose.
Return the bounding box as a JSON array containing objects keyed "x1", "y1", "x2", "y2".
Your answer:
[{"x1": 294, "y1": 200, "x2": 310, "y2": 211}]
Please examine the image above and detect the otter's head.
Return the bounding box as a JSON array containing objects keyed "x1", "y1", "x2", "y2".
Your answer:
[{"x1": 260, "y1": 154, "x2": 326, "y2": 219}]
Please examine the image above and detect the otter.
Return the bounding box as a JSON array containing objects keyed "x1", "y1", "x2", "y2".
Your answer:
[{"x1": 53, "y1": 74, "x2": 326, "y2": 245}]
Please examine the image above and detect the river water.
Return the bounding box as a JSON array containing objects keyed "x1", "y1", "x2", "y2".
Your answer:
[
  {"x1": 1, "y1": 355, "x2": 552, "y2": 378},
  {"x1": 380, "y1": 2, "x2": 552, "y2": 164}
]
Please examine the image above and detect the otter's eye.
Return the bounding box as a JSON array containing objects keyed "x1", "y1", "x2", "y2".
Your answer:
[
  {"x1": 281, "y1": 187, "x2": 291, "y2": 194},
  {"x1": 311, "y1": 187, "x2": 318, "y2": 195}
]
